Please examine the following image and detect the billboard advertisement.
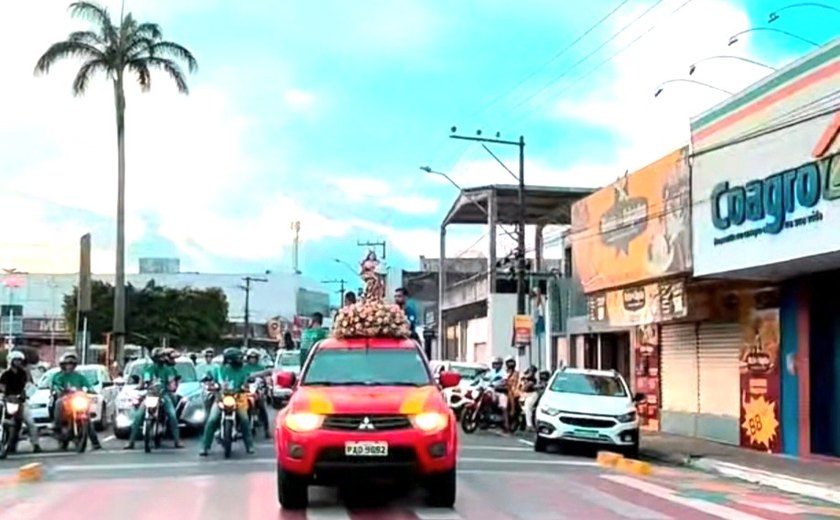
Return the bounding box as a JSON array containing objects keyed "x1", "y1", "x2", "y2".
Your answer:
[{"x1": 571, "y1": 148, "x2": 691, "y2": 293}]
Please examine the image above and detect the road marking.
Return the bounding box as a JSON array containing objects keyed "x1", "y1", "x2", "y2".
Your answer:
[
  {"x1": 304, "y1": 508, "x2": 353, "y2": 520},
  {"x1": 102, "y1": 435, "x2": 116, "y2": 443},
  {"x1": 568, "y1": 480, "x2": 670, "y2": 519},
  {"x1": 47, "y1": 455, "x2": 597, "y2": 473},
  {"x1": 603, "y1": 475, "x2": 769, "y2": 520},
  {"x1": 413, "y1": 508, "x2": 463, "y2": 519},
  {"x1": 516, "y1": 438, "x2": 534, "y2": 446}
]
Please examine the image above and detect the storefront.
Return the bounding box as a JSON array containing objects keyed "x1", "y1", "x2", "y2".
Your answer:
[
  {"x1": 569, "y1": 147, "x2": 693, "y2": 430},
  {"x1": 690, "y1": 38, "x2": 840, "y2": 456}
]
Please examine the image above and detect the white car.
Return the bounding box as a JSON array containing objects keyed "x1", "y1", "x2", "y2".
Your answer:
[
  {"x1": 271, "y1": 350, "x2": 301, "y2": 408},
  {"x1": 534, "y1": 367, "x2": 644, "y2": 457},
  {"x1": 29, "y1": 365, "x2": 118, "y2": 432}
]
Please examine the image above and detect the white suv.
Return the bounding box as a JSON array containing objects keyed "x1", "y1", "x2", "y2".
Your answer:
[{"x1": 534, "y1": 367, "x2": 644, "y2": 457}]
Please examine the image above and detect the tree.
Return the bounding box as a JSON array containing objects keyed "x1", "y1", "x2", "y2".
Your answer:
[
  {"x1": 63, "y1": 280, "x2": 229, "y2": 350},
  {"x1": 35, "y1": 2, "x2": 198, "y2": 365}
]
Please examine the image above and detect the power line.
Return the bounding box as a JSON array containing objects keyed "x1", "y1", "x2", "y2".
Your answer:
[
  {"x1": 508, "y1": 0, "x2": 669, "y2": 113},
  {"x1": 475, "y1": 0, "x2": 634, "y2": 115},
  {"x1": 516, "y1": 0, "x2": 698, "y2": 121}
]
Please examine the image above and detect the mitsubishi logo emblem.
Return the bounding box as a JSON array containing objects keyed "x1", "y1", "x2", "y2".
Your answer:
[{"x1": 358, "y1": 417, "x2": 375, "y2": 430}]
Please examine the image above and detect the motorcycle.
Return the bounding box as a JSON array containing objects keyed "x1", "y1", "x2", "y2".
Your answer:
[
  {"x1": 460, "y1": 381, "x2": 525, "y2": 434},
  {"x1": 247, "y1": 377, "x2": 268, "y2": 436},
  {"x1": 137, "y1": 384, "x2": 167, "y2": 453},
  {"x1": 0, "y1": 395, "x2": 22, "y2": 459},
  {"x1": 53, "y1": 389, "x2": 92, "y2": 453},
  {"x1": 214, "y1": 387, "x2": 245, "y2": 459}
]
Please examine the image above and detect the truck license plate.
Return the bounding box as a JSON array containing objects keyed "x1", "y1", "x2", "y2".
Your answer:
[{"x1": 344, "y1": 441, "x2": 388, "y2": 456}]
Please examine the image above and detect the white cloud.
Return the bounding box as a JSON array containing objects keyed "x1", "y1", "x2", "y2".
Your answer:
[
  {"x1": 0, "y1": 0, "x2": 351, "y2": 273},
  {"x1": 544, "y1": 0, "x2": 787, "y2": 172},
  {"x1": 285, "y1": 89, "x2": 315, "y2": 109},
  {"x1": 327, "y1": 176, "x2": 440, "y2": 215}
]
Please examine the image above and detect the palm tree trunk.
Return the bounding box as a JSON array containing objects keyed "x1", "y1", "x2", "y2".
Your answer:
[{"x1": 112, "y1": 76, "x2": 127, "y2": 366}]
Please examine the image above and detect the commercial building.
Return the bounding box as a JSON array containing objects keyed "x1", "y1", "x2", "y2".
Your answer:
[
  {"x1": 565, "y1": 148, "x2": 695, "y2": 431},
  {"x1": 690, "y1": 38, "x2": 840, "y2": 457},
  {"x1": 437, "y1": 184, "x2": 592, "y2": 368}
]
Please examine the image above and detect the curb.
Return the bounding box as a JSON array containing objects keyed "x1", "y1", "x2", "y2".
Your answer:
[
  {"x1": 597, "y1": 451, "x2": 653, "y2": 476},
  {"x1": 0, "y1": 463, "x2": 45, "y2": 486},
  {"x1": 689, "y1": 458, "x2": 840, "y2": 506}
]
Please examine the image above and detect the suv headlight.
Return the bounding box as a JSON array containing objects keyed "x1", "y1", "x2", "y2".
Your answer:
[
  {"x1": 617, "y1": 411, "x2": 637, "y2": 423},
  {"x1": 539, "y1": 406, "x2": 560, "y2": 417}
]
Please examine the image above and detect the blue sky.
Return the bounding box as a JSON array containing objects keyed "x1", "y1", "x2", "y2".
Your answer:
[{"x1": 0, "y1": 0, "x2": 837, "y2": 287}]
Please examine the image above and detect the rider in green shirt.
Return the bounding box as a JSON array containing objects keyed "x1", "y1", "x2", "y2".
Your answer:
[
  {"x1": 124, "y1": 348, "x2": 184, "y2": 450},
  {"x1": 50, "y1": 353, "x2": 102, "y2": 450},
  {"x1": 200, "y1": 347, "x2": 267, "y2": 456}
]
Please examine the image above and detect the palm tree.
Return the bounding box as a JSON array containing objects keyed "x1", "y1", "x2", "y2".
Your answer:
[{"x1": 35, "y1": 1, "x2": 197, "y2": 365}]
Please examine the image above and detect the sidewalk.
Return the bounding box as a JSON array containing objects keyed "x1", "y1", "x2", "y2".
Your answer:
[{"x1": 641, "y1": 431, "x2": 840, "y2": 505}]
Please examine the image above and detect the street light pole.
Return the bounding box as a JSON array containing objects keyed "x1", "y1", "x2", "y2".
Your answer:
[
  {"x1": 321, "y1": 279, "x2": 347, "y2": 306},
  {"x1": 448, "y1": 129, "x2": 528, "y2": 315}
]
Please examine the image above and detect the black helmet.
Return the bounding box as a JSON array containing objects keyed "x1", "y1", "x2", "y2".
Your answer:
[
  {"x1": 538, "y1": 370, "x2": 550, "y2": 381},
  {"x1": 150, "y1": 347, "x2": 165, "y2": 361},
  {"x1": 59, "y1": 353, "x2": 78, "y2": 366},
  {"x1": 222, "y1": 347, "x2": 243, "y2": 365}
]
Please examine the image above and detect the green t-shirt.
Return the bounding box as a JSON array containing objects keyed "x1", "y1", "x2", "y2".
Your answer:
[
  {"x1": 215, "y1": 365, "x2": 251, "y2": 392},
  {"x1": 51, "y1": 371, "x2": 92, "y2": 393},
  {"x1": 142, "y1": 364, "x2": 178, "y2": 394},
  {"x1": 300, "y1": 327, "x2": 328, "y2": 366}
]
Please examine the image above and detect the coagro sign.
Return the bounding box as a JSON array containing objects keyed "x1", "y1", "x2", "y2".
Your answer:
[
  {"x1": 711, "y1": 151, "x2": 838, "y2": 246},
  {"x1": 693, "y1": 110, "x2": 840, "y2": 276}
]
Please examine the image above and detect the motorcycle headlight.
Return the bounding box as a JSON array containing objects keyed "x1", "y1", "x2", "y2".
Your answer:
[
  {"x1": 222, "y1": 396, "x2": 236, "y2": 408},
  {"x1": 617, "y1": 411, "x2": 637, "y2": 423},
  {"x1": 71, "y1": 395, "x2": 90, "y2": 412},
  {"x1": 5, "y1": 403, "x2": 19, "y2": 415},
  {"x1": 145, "y1": 396, "x2": 160, "y2": 408}
]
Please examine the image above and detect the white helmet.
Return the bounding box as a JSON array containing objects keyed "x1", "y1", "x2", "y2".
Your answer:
[
  {"x1": 8, "y1": 351, "x2": 25, "y2": 363},
  {"x1": 246, "y1": 348, "x2": 260, "y2": 359}
]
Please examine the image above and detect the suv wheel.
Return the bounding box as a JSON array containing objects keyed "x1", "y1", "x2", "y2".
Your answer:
[
  {"x1": 276, "y1": 466, "x2": 308, "y2": 509},
  {"x1": 533, "y1": 435, "x2": 549, "y2": 453},
  {"x1": 424, "y1": 467, "x2": 456, "y2": 508}
]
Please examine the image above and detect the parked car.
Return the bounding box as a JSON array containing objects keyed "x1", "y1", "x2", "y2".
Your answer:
[
  {"x1": 271, "y1": 350, "x2": 301, "y2": 408},
  {"x1": 113, "y1": 357, "x2": 207, "y2": 439},
  {"x1": 29, "y1": 364, "x2": 118, "y2": 432},
  {"x1": 533, "y1": 367, "x2": 645, "y2": 456}
]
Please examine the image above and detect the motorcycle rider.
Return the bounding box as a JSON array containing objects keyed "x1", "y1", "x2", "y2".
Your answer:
[
  {"x1": 521, "y1": 365, "x2": 539, "y2": 431},
  {"x1": 501, "y1": 356, "x2": 521, "y2": 432},
  {"x1": 199, "y1": 347, "x2": 257, "y2": 456},
  {"x1": 244, "y1": 348, "x2": 271, "y2": 439},
  {"x1": 50, "y1": 353, "x2": 102, "y2": 450},
  {"x1": 0, "y1": 351, "x2": 41, "y2": 453},
  {"x1": 124, "y1": 348, "x2": 184, "y2": 450},
  {"x1": 201, "y1": 348, "x2": 215, "y2": 365}
]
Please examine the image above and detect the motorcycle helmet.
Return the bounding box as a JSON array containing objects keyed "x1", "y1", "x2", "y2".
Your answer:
[
  {"x1": 490, "y1": 356, "x2": 503, "y2": 369},
  {"x1": 202, "y1": 347, "x2": 214, "y2": 357},
  {"x1": 538, "y1": 370, "x2": 550, "y2": 381},
  {"x1": 504, "y1": 356, "x2": 517, "y2": 369},
  {"x1": 8, "y1": 350, "x2": 25, "y2": 365},
  {"x1": 59, "y1": 353, "x2": 78, "y2": 366},
  {"x1": 246, "y1": 348, "x2": 260, "y2": 361},
  {"x1": 222, "y1": 347, "x2": 243, "y2": 366}
]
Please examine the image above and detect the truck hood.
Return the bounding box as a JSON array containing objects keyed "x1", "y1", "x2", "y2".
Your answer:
[{"x1": 289, "y1": 385, "x2": 444, "y2": 415}]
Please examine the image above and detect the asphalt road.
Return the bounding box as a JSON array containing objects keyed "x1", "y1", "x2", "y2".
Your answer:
[{"x1": 0, "y1": 425, "x2": 838, "y2": 519}]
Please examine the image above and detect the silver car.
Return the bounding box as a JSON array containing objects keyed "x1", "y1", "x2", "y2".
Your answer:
[{"x1": 271, "y1": 350, "x2": 300, "y2": 408}]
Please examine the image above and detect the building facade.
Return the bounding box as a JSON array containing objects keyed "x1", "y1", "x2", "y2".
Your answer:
[
  {"x1": 690, "y1": 38, "x2": 840, "y2": 457},
  {"x1": 567, "y1": 147, "x2": 694, "y2": 432}
]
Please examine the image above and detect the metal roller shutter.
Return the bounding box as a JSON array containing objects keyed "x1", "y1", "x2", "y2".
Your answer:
[
  {"x1": 660, "y1": 323, "x2": 698, "y2": 415},
  {"x1": 697, "y1": 322, "x2": 742, "y2": 444}
]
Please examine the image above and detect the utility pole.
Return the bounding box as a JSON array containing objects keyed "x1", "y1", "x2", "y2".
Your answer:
[
  {"x1": 321, "y1": 279, "x2": 347, "y2": 306},
  {"x1": 449, "y1": 128, "x2": 527, "y2": 315},
  {"x1": 290, "y1": 221, "x2": 302, "y2": 274},
  {"x1": 357, "y1": 239, "x2": 386, "y2": 260},
  {"x1": 241, "y1": 276, "x2": 268, "y2": 348}
]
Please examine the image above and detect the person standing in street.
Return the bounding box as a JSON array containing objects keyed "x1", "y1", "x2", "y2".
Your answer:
[
  {"x1": 282, "y1": 331, "x2": 296, "y2": 351},
  {"x1": 0, "y1": 351, "x2": 41, "y2": 453}
]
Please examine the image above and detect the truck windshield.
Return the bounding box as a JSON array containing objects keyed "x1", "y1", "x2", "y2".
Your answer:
[{"x1": 302, "y1": 348, "x2": 431, "y2": 387}]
